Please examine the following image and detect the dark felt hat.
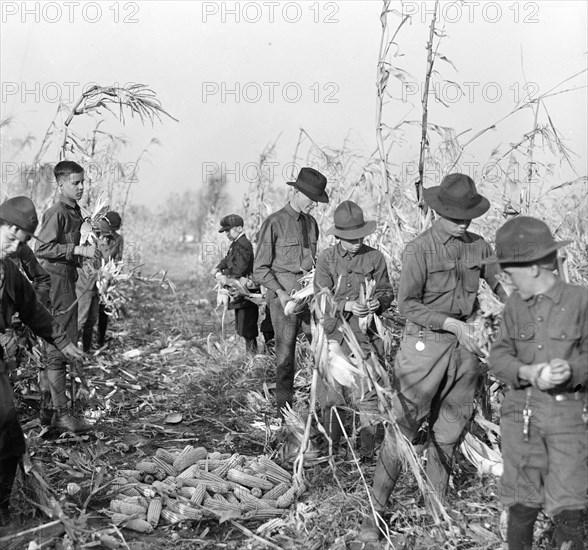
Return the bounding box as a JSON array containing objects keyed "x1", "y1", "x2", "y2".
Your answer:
[
  {"x1": 219, "y1": 214, "x2": 244, "y2": 233},
  {"x1": 0, "y1": 196, "x2": 39, "y2": 234},
  {"x1": 423, "y1": 173, "x2": 490, "y2": 220},
  {"x1": 105, "y1": 211, "x2": 122, "y2": 230},
  {"x1": 286, "y1": 167, "x2": 329, "y2": 203},
  {"x1": 492, "y1": 216, "x2": 571, "y2": 264},
  {"x1": 326, "y1": 201, "x2": 377, "y2": 240}
]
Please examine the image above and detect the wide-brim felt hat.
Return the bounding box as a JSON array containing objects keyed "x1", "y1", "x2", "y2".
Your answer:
[
  {"x1": 487, "y1": 216, "x2": 571, "y2": 264},
  {"x1": 287, "y1": 167, "x2": 329, "y2": 203},
  {"x1": 219, "y1": 214, "x2": 244, "y2": 233},
  {"x1": 0, "y1": 196, "x2": 39, "y2": 234},
  {"x1": 326, "y1": 200, "x2": 377, "y2": 240},
  {"x1": 423, "y1": 173, "x2": 490, "y2": 220}
]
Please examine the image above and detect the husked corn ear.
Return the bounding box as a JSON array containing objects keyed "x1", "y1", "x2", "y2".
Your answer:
[
  {"x1": 143, "y1": 474, "x2": 156, "y2": 485},
  {"x1": 212, "y1": 493, "x2": 229, "y2": 504},
  {"x1": 154, "y1": 469, "x2": 167, "y2": 481},
  {"x1": 227, "y1": 469, "x2": 273, "y2": 491},
  {"x1": 151, "y1": 480, "x2": 173, "y2": 496},
  {"x1": 152, "y1": 456, "x2": 178, "y2": 477},
  {"x1": 122, "y1": 518, "x2": 154, "y2": 533},
  {"x1": 194, "y1": 470, "x2": 231, "y2": 487},
  {"x1": 262, "y1": 482, "x2": 290, "y2": 501},
  {"x1": 200, "y1": 459, "x2": 226, "y2": 471},
  {"x1": 259, "y1": 457, "x2": 291, "y2": 482},
  {"x1": 136, "y1": 461, "x2": 159, "y2": 474},
  {"x1": 177, "y1": 464, "x2": 199, "y2": 480},
  {"x1": 177, "y1": 503, "x2": 203, "y2": 520},
  {"x1": 173, "y1": 447, "x2": 207, "y2": 471},
  {"x1": 110, "y1": 500, "x2": 147, "y2": 516},
  {"x1": 234, "y1": 488, "x2": 274, "y2": 511},
  {"x1": 226, "y1": 494, "x2": 240, "y2": 505},
  {"x1": 118, "y1": 469, "x2": 142, "y2": 480},
  {"x1": 155, "y1": 448, "x2": 177, "y2": 465},
  {"x1": 147, "y1": 498, "x2": 162, "y2": 527},
  {"x1": 111, "y1": 513, "x2": 132, "y2": 525},
  {"x1": 207, "y1": 451, "x2": 222, "y2": 460},
  {"x1": 294, "y1": 481, "x2": 306, "y2": 497},
  {"x1": 251, "y1": 487, "x2": 263, "y2": 498},
  {"x1": 189, "y1": 484, "x2": 207, "y2": 506},
  {"x1": 203, "y1": 495, "x2": 242, "y2": 512},
  {"x1": 243, "y1": 508, "x2": 285, "y2": 520},
  {"x1": 178, "y1": 486, "x2": 196, "y2": 499},
  {"x1": 232, "y1": 485, "x2": 251, "y2": 500},
  {"x1": 211, "y1": 453, "x2": 241, "y2": 478},
  {"x1": 161, "y1": 509, "x2": 183, "y2": 524},
  {"x1": 276, "y1": 486, "x2": 297, "y2": 508}
]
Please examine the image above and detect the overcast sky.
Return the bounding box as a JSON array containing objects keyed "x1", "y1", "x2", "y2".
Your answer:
[{"x1": 1, "y1": 1, "x2": 586, "y2": 209}]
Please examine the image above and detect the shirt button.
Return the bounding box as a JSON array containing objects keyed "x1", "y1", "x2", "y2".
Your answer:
[
  {"x1": 347, "y1": 269, "x2": 352, "y2": 274},
  {"x1": 537, "y1": 344, "x2": 543, "y2": 350},
  {"x1": 347, "y1": 283, "x2": 351, "y2": 287},
  {"x1": 561, "y1": 334, "x2": 566, "y2": 339},
  {"x1": 537, "y1": 316, "x2": 543, "y2": 322}
]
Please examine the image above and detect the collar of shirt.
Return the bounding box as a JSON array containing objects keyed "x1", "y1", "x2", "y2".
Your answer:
[
  {"x1": 526, "y1": 277, "x2": 565, "y2": 306},
  {"x1": 431, "y1": 220, "x2": 474, "y2": 245},
  {"x1": 234, "y1": 233, "x2": 246, "y2": 243},
  {"x1": 336, "y1": 242, "x2": 365, "y2": 258},
  {"x1": 285, "y1": 202, "x2": 302, "y2": 221},
  {"x1": 59, "y1": 195, "x2": 79, "y2": 210}
]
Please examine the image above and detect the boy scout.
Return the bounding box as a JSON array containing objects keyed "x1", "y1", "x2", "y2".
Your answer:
[
  {"x1": 488, "y1": 217, "x2": 586, "y2": 550},
  {"x1": 212, "y1": 214, "x2": 259, "y2": 353},
  {"x1": 314, "y1": 201, "x2": 394, "y2": 459},
  {"x1": 360, "y1": 173, "x2": 505, "y2": 541},
  {"x1": 0, "y1": 196, "x2": 83, "y2": 524},
  {"x1": 35, "y1": 160, "x2": 97, "y2": 433},
  {"x1": 254, "y1": 167, "x2": 328, "y2": 417}
]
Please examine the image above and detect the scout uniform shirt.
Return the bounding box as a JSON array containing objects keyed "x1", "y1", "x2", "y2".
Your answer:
[
  {"x1": 399, "y1": 220, "x2": 503, "y2": 331},
  {"x1": 216, "y1": 233, "x2": 256, "y2": 310},
  {"x1": 253, "y1": 203, "x2": 318, "y2": 293},
  {"x1": 314, "y1": 242, "x2": 394, "y2": 342}
]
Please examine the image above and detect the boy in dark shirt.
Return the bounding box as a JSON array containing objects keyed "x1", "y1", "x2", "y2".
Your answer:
[
  {"x1": 212, "y1": 214, "x2": 259, "y2": 353},
  {"x1": 488, "y1": 217, "x2": 586, "y2": 550},
  {"x1": 35, "y1": 161, "x2": 97, "y2": 433},
  {"x1": 0, "y1": 196, "x2": 84, "y2": 524},
  {"x1": 314, "y1": 201, "x2": 394, "y2": 459}
]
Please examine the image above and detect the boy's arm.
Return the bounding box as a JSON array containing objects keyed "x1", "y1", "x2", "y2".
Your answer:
[
  {"x1": 313, "y1": 251, "x2": 343, "y2": 312},
  {"x1": 371, "y1": 252, "x2": 394, "y2": 314},
  {"x1": 565, "y1": 291, "x2": 588, "y2": 390},
  {"x1": 253, "y1": 219, "x2": 281, "y2": 292},
  {"x1": 17, "y1": 244, "x2": 51, "y2": 307},
  {"x1": 35, "y1": 208, "x2": 76, "y2": 262},
  {"x1": 482, "y1": 242, "x2": 508, "y2": 302}
]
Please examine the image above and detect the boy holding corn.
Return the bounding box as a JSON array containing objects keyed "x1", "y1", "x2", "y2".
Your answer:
[
  {"x1": 314, "y1": 200, "x2": 394, "y2": 460},
  {"x1": 35, "y1": 160, "x2": 97, "y2": 433},
  {"x1": 488, "y1": 217, "x2": 587, "y2": 550},
  {"x1": 360, "y1": 173, "x2": 505, "y2": 541},
  {"x1": 0, "y1": 196, "x2": 84, "y2": 525}
]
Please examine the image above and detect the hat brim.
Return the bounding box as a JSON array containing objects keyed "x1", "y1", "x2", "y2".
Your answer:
[
  {"x1": 423, "y1": 187, "x2": 490, "y2": 220},
  {"x1": 483, "y1": 240, "x2": 572, "y2": 265},
  {"x1": 287, "y1": 181, "x2": 329, "y2": 203},
  {"x1": 326, "y1": 220, "x2": 377, "y2": 240},
  {"x1": 218, "y1": 227, "x2": 229, "y2": 233}
]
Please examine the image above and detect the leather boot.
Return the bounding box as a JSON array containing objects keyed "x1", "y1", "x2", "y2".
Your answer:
[
  {"x1": 46, "y1": 368, "x2": 69, "y2": 411},
  {"x1": 425, "y1": 441, "x2": 454, "y2": 501},
  {"x1": 51, "y1": 408, "x2": 92, "y2": 433},
  {"x1": 38, "y1": 368, "x2": 53, "y2": 426},
  {"x1": 359, "y1": 424, "x2": 377, "y2": 461},
  {"x1": 507, "y1": 504, "x2": 538, "y2": 550},
  {"x1": 552, "y1": 508, "x2": 585, "y2": 550},
  {"x1": 323, "y1": 406, "x2": 345, "y2": 454}
]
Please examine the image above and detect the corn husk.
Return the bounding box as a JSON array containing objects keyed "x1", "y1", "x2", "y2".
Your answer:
[
  {"x1": 357, "y1": 278, "x2": 376, "y2": 334},
  {"x1": 459, "y1": 432, "x2": 503, "y2": 477},
  {"x1": 284, "y1": 270, "x2": 314, "y2": 315}
]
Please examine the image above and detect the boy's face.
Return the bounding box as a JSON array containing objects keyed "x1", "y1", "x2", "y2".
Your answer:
[
  {"x1": 59, "y1": 171, "x2": 85, "y2": 202},
  {"x1": 0, "y1": 225, "x2": 32, "y2": 260},
  {"x1": 438, "y1": 215, "x2": 471, "y2": 238},
  {"x1": 500, "y1": 265, "x2": 537, "y2": 300},
  {"x1": 226, "y1": 227, "x2": 241, "y2": 241},
  {"x1": 339, "y1": 237, "x2": 363, "y2": 255}
]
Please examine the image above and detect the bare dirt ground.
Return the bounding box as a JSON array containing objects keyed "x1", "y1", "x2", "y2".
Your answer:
[{"x1": 3, "y1": 273, "x2": 555, "y2": 550}]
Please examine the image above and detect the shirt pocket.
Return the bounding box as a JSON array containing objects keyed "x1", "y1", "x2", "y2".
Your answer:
[
  {"x1": 276, "y1": 237, "x2": 300, "y2": 263},
  {"x1": 463, "y1": 260, "x2": 482, "y2": 292},
  {"x1": 547, "y1": 326, "x2": 581, "y2": 360},
  {"x1": 427, "y1": 260, "x2": 456, "y2": 293}
]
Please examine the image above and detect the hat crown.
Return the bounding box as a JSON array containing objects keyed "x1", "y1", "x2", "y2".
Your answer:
[
  {"x1": 0, "y1": 196, "x2": 39, "y2": 233},
  {"x1": 288, "y1": 167, "x2": 329, "y2": 203},
  {"x1": 334, "y1": 201, "x2": 365, "y2": 230},
  {"x1": 495, "y1": 216, "x2": 561, "y2": 263},
  {"x1": 219, "y1": 214, "x2": 244, "y2": 232}
]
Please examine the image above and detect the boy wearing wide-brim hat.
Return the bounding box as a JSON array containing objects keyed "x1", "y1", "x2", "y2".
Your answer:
[
  {"x1": 0, "y1": 197, "x2": 84, "y2": 525},
  {"x1": 488, "y1": 217, "x2": 586, "y2": 550},
  {"x1": 361, "y1": 173, "x2": 505, "y2": 541},
  {"x1": 213, "y1": 214, "x2": 259, "y2": 354},
  {"x1": 254, "y1": 167, "x2": 328, "y2": 418},
  {"x1": 314, "y1": 201, "x2": 394, "y2": 459}
]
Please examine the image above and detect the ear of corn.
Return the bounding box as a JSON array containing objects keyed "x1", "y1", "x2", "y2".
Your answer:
[
  {"x1": 177, "y1": 464, "x2": 200, "y2": 480},
  {"x1": 276, "y1": 487, "x2": 297, "y2": 508},
  {"x1": 207, "y1": 451, "x2": 222, "y2": 460},
  {"x1": 177, "y1": 503, "x2": 203, "y2": 521},
  {"x1": 136, "y1": 461, "x2": 159, "y2": 474},
  {"x1": 261, "y1": 482, "x2": 290, "y2": 501},
  {"x1": 250, "y1": 487, "x2": 263, "y2": 498},
  {"x1": 212, "y1": 493, "x2": 229, "y2": 504},
  {"x1": 178, "y1": 486, "x2": 196, "y2": 499},
  {"x1": 152, "y1": 456, "x2": 179, "y2": 477},
  {"x1": 155, "y1": 448, "x2": 178, "y2": 465},
  {"x1": 143, "y1": 474, "x2": 156, "y2": 485},
  {"x1": 189, "y1": 484, "x2": 207, "y2": 506},
  {"x1": 147, "y1": 498, "x2": 162, "y2": 527},
  {"x1": 160, "y1": 509, "x2": 183, "y2": 524},
  {"x1": 258, "y1": 457, "x2": 292, "y2": 483},
  {"x1": 134, "y1": 484, "x2": 157, "y2": 499},
  {"x1": 118, "y1": 469, "x2": 142, "y2": 480},
  {"x1": 122, "y1": 518, "x2": 154, "y2": 533},
  {"x1": 243, "y1": 508, "x2": 285, "y2": 520},
  {"x1": 173, "y1": 447, "x2": 208, "y2": 471},
  {"x1": 119, "y1": 495, "x2": 148, "y2": 508},
  {"x1": 203, "y1": 495, "x2": 242, "y2": 513},
  {"x1": 110, "y1": 500, "x2": 147, "y2": 516},
  {"x1": 211, "y1": 453, "x2": 241, "y2": 478},
  {"x1": 111, "y1": 513, "x2": 132, "y2": 525},
  {"x1": 227, "y1": 469, "x2": 274, "y2": 491}
]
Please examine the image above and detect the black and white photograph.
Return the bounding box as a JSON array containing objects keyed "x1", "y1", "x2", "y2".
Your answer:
[{"x1": 1, "y1": 1, "x2": 587, "y2": 548}]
